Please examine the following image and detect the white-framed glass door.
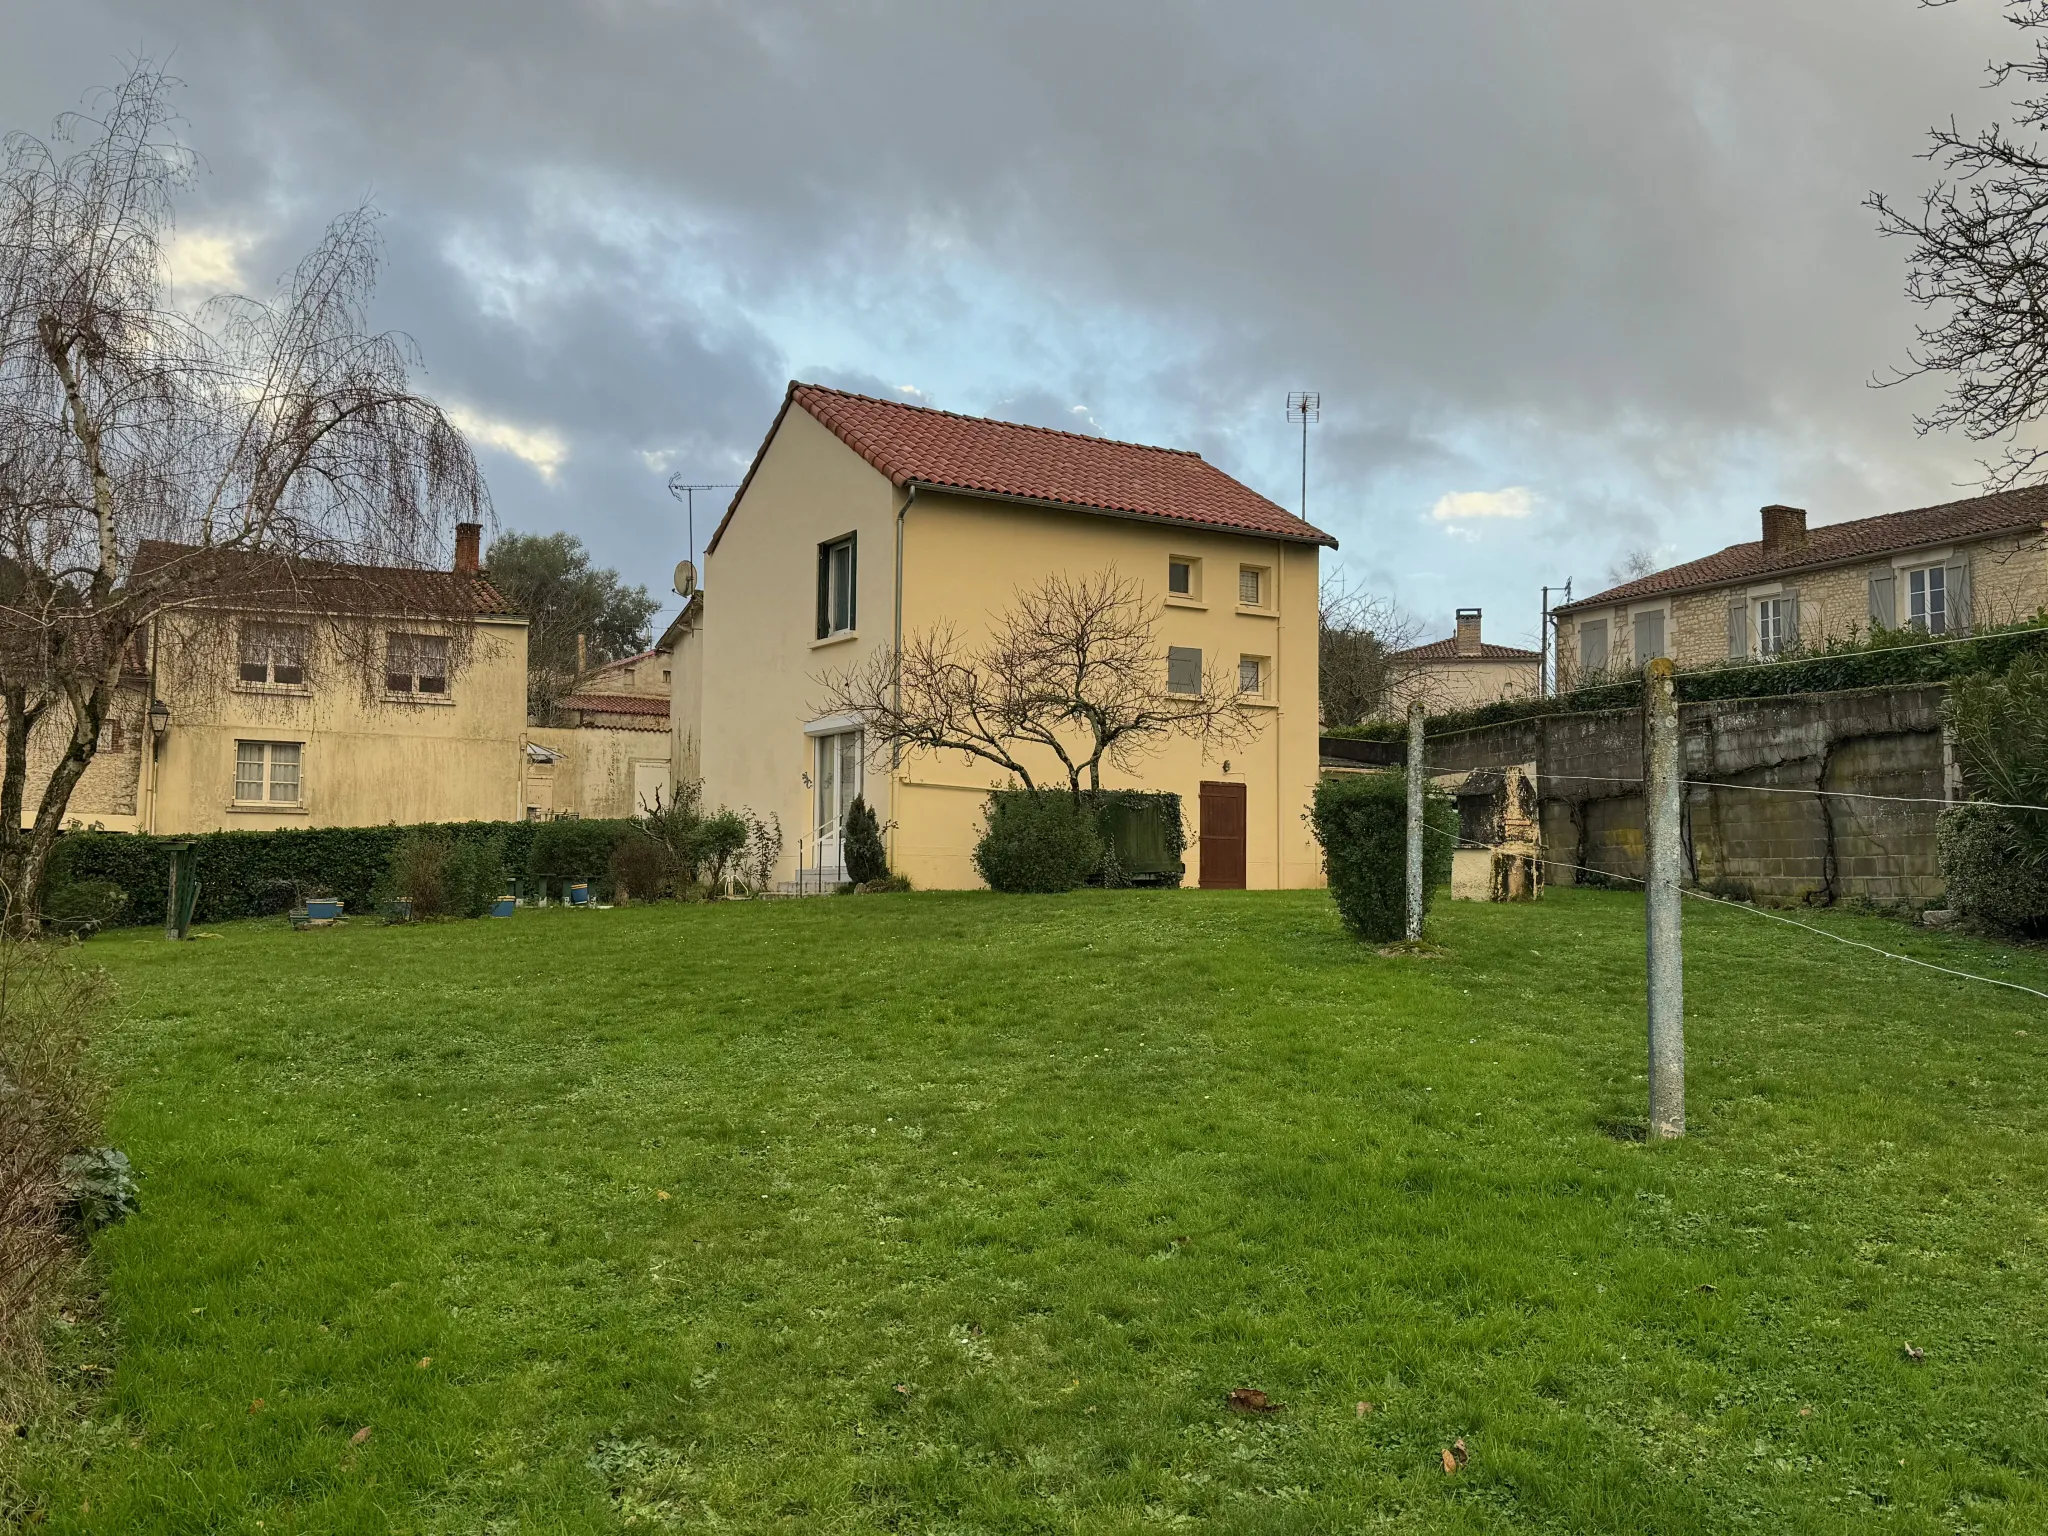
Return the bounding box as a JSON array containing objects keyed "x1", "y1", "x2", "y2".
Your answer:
[{"x1": 814, "y1": 729, "x2": 862, "y2": 870}]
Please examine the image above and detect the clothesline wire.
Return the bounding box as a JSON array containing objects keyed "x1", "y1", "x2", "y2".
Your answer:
[
  {"x1": 1418, "y1": 767, "x2": 2048, "y2": 819},
  {"x1": 1422, "y1": 822, "x2": 2048, "y2": 1002}
]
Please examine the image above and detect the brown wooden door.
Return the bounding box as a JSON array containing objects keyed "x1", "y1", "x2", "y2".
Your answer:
[{"x1": 1199, "y1": 780, "x2": 1247, "y2": 889}]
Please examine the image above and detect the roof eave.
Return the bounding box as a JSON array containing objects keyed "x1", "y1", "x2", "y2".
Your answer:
[{"x1": 903, "y1": 478, "x2": 1339, "y2": 549}]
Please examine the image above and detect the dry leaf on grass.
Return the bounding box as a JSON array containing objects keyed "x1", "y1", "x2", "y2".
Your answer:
[
  {"x1": 1901, "y1": 1344, "x2": 1926, "y2": 1365},
  {"x1": 1355, "y1": 1401, "x2": 1373, "y2": 1417},
  {"x1": 1226, "y1": 1388, "x2": 1283, "y2": 1414},
  {"x1": 1441, "y1": 1448, "x2": 1456, "y2": 1474},
  {"x1": 1452, "y1": 1437, "x2": 1468, "y2": 1467},
  {"x1": 349, "y1": 1425, "x2": 373, "y2": 1445},
  {"x1": 417, "y1": 1357, "x2": 432, "y2": 1369}
]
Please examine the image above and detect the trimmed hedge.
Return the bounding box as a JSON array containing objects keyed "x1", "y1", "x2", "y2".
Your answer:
[
  {"x1": 1938, "y1": 804, "x2": 2048, "y2": 939},
  {"x1": 974, "y1": 791, "x2": 1103, "y2": 893},
  {"x1": 49, "y1": 818, "x2": 635, "y2": 927},
  {"x1": 1309, "y1": 770, "x2": 1454, "y2": 942},
  {"x1": 1323, "y1": 617, "x2": 2048, "y2": 743}
]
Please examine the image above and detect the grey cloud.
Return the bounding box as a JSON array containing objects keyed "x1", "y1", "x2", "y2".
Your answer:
[{"x1": 5, "y1": 1, "x2": 2027, "y2": 612}]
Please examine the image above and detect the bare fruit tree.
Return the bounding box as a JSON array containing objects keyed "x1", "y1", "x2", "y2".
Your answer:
[
  {"x1": 1870, "y1": 1, "x2": 2048, "y2": 487},
  {"x1": 819, "y1": 568, "x2": 1258, "y2": 798},
  {"x1": 1318, "y1": 575, "x2": 1416, "y2": 727},
  {"x1": 0, "y1": 63, "x2": 487, "y2": 919}
]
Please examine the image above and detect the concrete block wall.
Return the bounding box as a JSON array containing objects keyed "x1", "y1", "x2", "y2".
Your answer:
[{"x1": 1428, "y1": 683, "x2": 1950, "y2": 906}]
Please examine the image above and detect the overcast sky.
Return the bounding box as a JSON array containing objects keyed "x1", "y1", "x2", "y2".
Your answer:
[{"x1": 8, "y1": 2, "x2": 2032, "y2": 646}]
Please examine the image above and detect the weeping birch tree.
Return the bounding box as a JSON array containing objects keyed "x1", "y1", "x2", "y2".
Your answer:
[{"x1": 0, "y1": 63, "x2": 488, "y2": 920}]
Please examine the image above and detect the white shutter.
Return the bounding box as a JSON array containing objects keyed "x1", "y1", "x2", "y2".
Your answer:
[
  {"x1": 1868, "y1": 572, "x2": 1895, "y2": 631},
  {"x1": 1946, "y1": 560, "x2": 1973, "y2": 634},
  {"x1": 1781, "y1": 586, "x2": 1801, "y2": 652},
  {"x1": 1727, "y1": 598, "x2": 1748, "y2": 659}
]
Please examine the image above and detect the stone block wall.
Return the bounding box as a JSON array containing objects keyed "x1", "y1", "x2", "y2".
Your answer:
[{"x1": 1427, "y1": 683, "x2": 1950, "y2": 906}]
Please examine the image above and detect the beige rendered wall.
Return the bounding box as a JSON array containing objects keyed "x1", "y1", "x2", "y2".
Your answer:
[
  {"x1": 523, "y1": 725, "x2": 671, "y2": 819},
  {"x1": 139, "y1": 613, "x2": 530, "y2": 833},
  {"x1": 698, "y1": 405, "x2": 901, "y2": 873},
  {"x1": 893, "y1": 492, "x2": 1325, "y2": 890},
  {"x1": 669, "y1": 610, "x2": 703, "y2": 785},
  {"x1": 1389, "y1": 656, "x2": 1539, "y2": 713},
  {"x1": 1557, "y1": 530, "x2": 2048, "y2": 683}
]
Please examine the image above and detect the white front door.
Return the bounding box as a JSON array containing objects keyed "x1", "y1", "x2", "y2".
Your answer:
[{"x1": 814, "y1": 729, "x2": 862, "y2": 872}]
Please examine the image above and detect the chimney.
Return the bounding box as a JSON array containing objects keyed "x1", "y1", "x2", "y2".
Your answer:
[
  {"x1": 453, "y1": 522, "x2": 482, "y2": 575},
  {"x1": 1454, "y1": 607, "x2": 1483, "y2": 657},
  {"x1": 1760, "y1": 504, "x2": 1807, "y2": 556}
]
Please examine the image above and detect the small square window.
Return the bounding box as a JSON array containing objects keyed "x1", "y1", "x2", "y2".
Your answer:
[
  {"x1": 1238, "y1": 656, "x2": 1263, "y2": 695},
  {"x1": 1239, "y1": 567, "x2": 1262, "y2": 606},
  {"x1": 386, "y1": 633, "x2": 449, "y2": 695},
  {"x1": 238, "y1": 622, "x2": 309, "y2": 687},
  {"x1": 1168, "y1": 559, "x2": 1192, "y2": 596},
  {"x1": 1167, "y1": 646, "x2": 1203, "y2": 695}
]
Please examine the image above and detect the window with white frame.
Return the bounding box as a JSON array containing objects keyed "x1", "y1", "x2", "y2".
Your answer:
[
  {"x1": 814, "y1": 728, "x2": 862, "y2": 860},
  {"x1": 1238, "y1": 566, "x2": 1264, "y2": 606},
  {"x1": 1756, "y1": 597, "x2": 1789, "y2": 658},
  {"x1": 234, "y1": 741, "x2": 302, "y2": 804},
  {"x1": 238, "y1": 622, "x2": 309, "y2": 686},
  {"x1": 1238, "y1": 655, "x2": 1265, "y2": 695},
  {"x1": 385, "y1": 633, "x2": 449, "y2": 695},
  {"x1": 816, "y1": 534, "x2": 857, "y2": 637},
  {"x1": 1167, "y1": 646, "x2": 1203, "y2": 695},
  {"x1": 1167, "y1": 557, "x2": 1199, "y2": 599},
  {"x1": 1905, "y1": 564, "x2": 1948, "y2": 635}
]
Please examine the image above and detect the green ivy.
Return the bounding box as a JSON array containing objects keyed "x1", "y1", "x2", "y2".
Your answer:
[{"x1": 1320, "y1": 616, "x2": 2048, "y2": 742}]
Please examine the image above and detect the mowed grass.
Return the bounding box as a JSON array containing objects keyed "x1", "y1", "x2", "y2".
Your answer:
[{"x1": 8, "y1": 887, "x2": 2048, "y2": 1533}]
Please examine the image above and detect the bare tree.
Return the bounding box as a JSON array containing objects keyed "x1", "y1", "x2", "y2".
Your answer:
[
  {"x1": 1318, "y1": 574, "x2": 1416, "y2": 727},
  {"x1": 0, "y1": 63, "x2": 487, "y2": 919},
  {"x1": 1869, "y1": 1, "x2": 2048, "y2": 486},
  {"x1": 1605, "y1": 547, "x2": 1659, "y2": 588},
  {"x1": 819, "y1": 568, "x2": 1257, "y2": 798}
]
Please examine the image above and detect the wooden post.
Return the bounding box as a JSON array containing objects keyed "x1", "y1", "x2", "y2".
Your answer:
[
  {"x1": 1643, "y1": 658, "x2": 1685, "y2": 1138},
  {"x1": 1405, "y1": 700, "x2": 1425, "y2": 942}
]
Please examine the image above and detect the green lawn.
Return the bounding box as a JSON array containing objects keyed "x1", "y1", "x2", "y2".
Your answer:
[{"x1": 7, "y1": 887, "x2": 2048, "y2": 1533}]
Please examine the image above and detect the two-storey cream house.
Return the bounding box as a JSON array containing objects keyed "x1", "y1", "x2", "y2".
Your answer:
[
  {"x1": 1556, "y1": 492, "x2": 2048, "y2": 682},
  {"x1": 87, "y1": 526, "x2": 533, "y2": 833},
  {"x1": 680, "y1": 383, "x2": 1336, "y2": 890}
]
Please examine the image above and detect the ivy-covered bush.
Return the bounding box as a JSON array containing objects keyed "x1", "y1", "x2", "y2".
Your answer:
[
  {"x1": 1092, "y1": 791, "x2": 1184, "y2": 887},
  {"x1": 1309, "y1": 771, "x2": 1455, "y2": 942},
  {"x1": 1938, "y1": 805, "x2": 2048, "y2": 938},
  {"x1": 974, "y1": 791, "x2": 1103, "y2": 893}
]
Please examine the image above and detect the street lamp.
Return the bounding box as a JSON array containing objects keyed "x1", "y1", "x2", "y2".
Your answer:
[{"x1": 147, "y1": 699, "x2": 170, "y2": 736}]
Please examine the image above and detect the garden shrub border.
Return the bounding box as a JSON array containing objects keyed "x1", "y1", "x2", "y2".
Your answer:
[{"x1": 50, "y1": 818, "x2": 636, "y2": 928}]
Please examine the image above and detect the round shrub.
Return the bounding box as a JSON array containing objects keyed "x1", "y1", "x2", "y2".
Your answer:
[
  {"x1": 1938, "y1": 803, "x2": 2048, "y2": 938},
  {"x1": 974, "y1": 790, "x2": 1102, "y2": 893},
  {"x1": 1308, "y1": 770, "x2": 1454, "y2": 942}
]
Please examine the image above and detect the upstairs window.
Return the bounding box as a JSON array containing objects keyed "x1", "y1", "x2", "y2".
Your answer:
[
  {"x1": 238, "y1": 623, "x2": 309, "y2": 687},
  {"x1": 1238, "y1": 567, "x2": 1263, "y2": 606},
  {"x1": 817, "y1": 534, "x2": 857, "y2": 638},
  {"x1": 1167, "y1": 646, "x2": 1203, "y2": 695},
  {"x1": 386, "y1": 633, "x2": 449, "y2": 695},
  {"x1": 1238, "y1": 656, "x2": 1264, "y2": 695},
  {"x1": 1168, "y1": 560, "x2": 1192, "y2": 595},
  {"x1": 1756, "y1": 598, "x2": 1788, "y2": 658},
  {"x1": 1906, "y1": 565, "x2": 1947, "y2": 635}
]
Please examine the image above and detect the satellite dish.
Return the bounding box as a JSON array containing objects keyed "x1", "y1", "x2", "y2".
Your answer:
[{"x1": 672, "y1": 560, "x2": 696, "y2": 597}]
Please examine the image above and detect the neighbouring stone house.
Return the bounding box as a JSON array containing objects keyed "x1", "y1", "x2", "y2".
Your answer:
[
  {"x1": 1386, "y1": 608, "x2": 1540, "y2": 713},
  {"x1": 1555, "y1": 491, "x2": 2048, "y2": 684}
]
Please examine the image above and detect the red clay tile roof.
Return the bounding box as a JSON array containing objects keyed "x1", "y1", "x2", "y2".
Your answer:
[
  {"x1": 131, "y1": 541, "x2": 519, "y2": 617},
  {"x1": 1559, "y1": 487, "x2": 2048, "y2": 612},
  {"x1": 1392, "y1": 637, "x2": 1540, "y2": 662},
  {"x1": 559, "y1": 692, "x2": 669, "y2": 717},
  {"x1": 708, "y1": 382, "x2": 1337, "y2": 553}
]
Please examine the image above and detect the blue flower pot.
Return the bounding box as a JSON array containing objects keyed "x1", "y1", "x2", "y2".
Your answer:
[{"x1": 490, "y1": 897, "x2": 516, "y2": 918}]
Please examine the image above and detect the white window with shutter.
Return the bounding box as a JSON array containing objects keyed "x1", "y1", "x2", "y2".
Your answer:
[{"x1": 1904, "y1": 564, "x2": 1947, "y2": 634}]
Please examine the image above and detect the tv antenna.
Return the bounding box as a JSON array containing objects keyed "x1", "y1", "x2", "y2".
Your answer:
[
  {"x1": 666, "y1": 478, "x2": 739, "y2": 578},
  {"x1": 1285, "y1": 391, "x2": 1320, "y2": 519}
]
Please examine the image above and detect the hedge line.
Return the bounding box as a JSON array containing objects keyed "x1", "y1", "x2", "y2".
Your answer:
[
  {"x1": 50, "y1": 818, "x2": 637, "y2": 927},
  {"x1": 1323, "y1": 617, "x2": 2048, "y2": 743}
]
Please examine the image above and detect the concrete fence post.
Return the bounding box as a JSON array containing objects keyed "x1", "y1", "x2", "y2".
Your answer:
[
  {"x1": 1405, "y1": 700, "x2": 1425, "y2": 943},
  {"x1": 1642, "y1": 658, "x2": 1685, "y2": 1139}
]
